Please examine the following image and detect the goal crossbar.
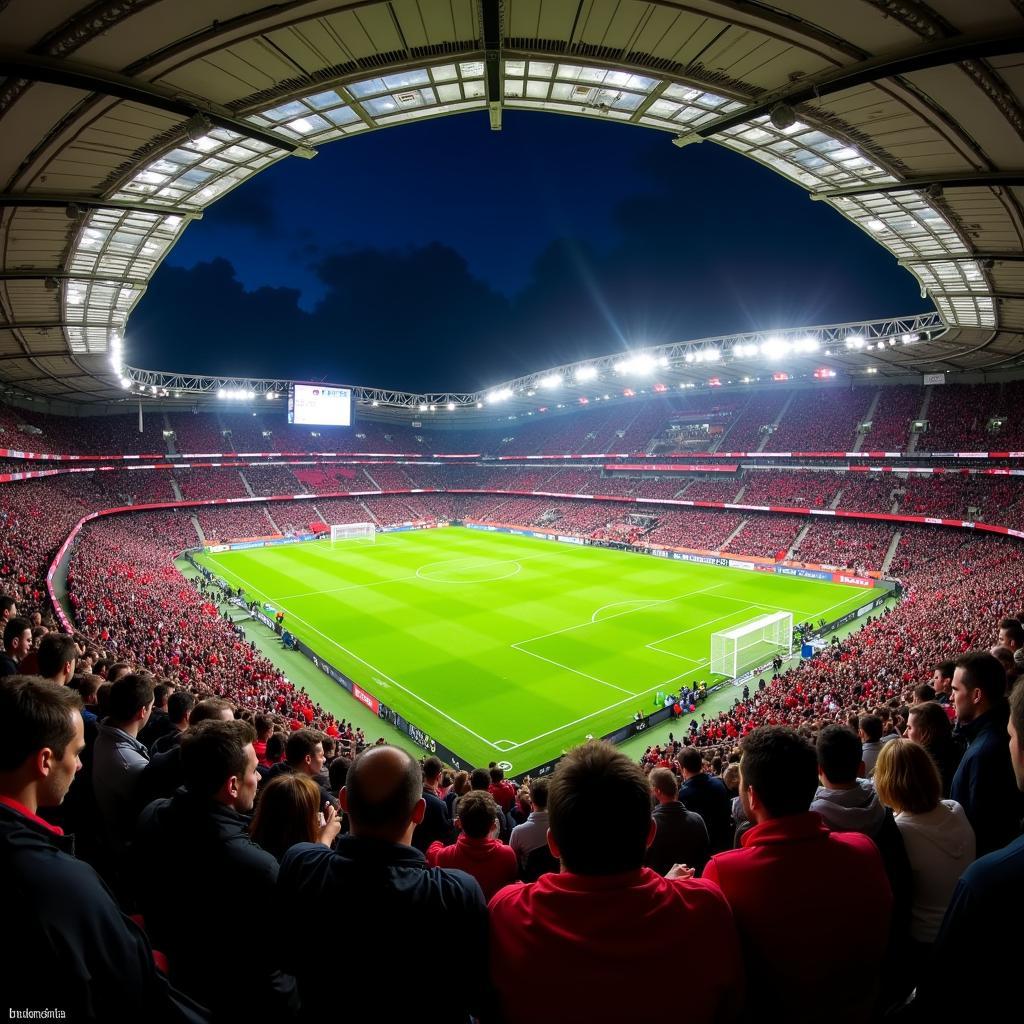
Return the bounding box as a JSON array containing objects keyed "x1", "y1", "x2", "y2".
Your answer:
[
  {"x1": 330, "y1": 522, "x2": 375, "y2": 544},
  {"x1": 710, "y1": 611, "x2": 792, "y2": 679}
]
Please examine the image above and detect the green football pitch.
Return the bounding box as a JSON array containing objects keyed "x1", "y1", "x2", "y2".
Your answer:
[{"x1": 195, "y1": 526, "x2": 876, "y2": 773}]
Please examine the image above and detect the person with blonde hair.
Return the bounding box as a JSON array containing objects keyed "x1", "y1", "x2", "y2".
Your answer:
[
  {"x1": 873, "y1": 738, "x2": 975, "y2": 951},
  {"x1": 250, "y1": 771, "x2": 341, "y2": 863}
]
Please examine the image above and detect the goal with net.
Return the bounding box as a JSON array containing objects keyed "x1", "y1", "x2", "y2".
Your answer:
[
  {"x1": 330, "y1": 522, "x2": 375, "y2": 545},
  {"x1": 710, "y1": 611, "x2": 792, "y2": 679}
]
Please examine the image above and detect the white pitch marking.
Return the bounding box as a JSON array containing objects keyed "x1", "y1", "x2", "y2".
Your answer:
[
  {"x1": 207, "y1": 556, "x2": 502, "y2": 750},
  {"x1": 511, "y1": 644, "x2": 638, "y2": 697}
]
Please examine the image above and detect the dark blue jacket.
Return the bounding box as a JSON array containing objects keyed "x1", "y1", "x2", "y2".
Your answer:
[
  {"x1": 951, "y1": 705, "x2": 1024, "y2": 855},
  {"x1": 135, "y1": 791, "x2": 297, "y2": 1020},
  {"x1": 922, "y1": 831, "x2": 1024, "y2": 1015},
  {"x1": 411, "y1": 787, "x2": 454, "y2": 851},
  {"x1": 279, "y1": 835, "x2": 487, "y2": 1023},
  {"x1": 0, "y1": 800, "x2": 204, "y2": 1022},
  {"x1": 679, "y1": 773, "x2": 734, "y2": 853}
]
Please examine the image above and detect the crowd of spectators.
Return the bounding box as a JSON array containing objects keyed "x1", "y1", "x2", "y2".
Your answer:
[
  {"x1": 770, "y1": 386, "x2": 875, "y2": 452},
  {"x1": 173, "y1": 468, "x2": 249, "y2": 500},
  {"x1": 740, "y1": 469, "x2": 842, "y2": 508},
  {"x1": 242, "y1": 465, "x2": 305, "y2": 497},
  {"x1": 716, "y1": 390, "x2": 789, "y2": 451},
  {"x1": 792, "y1": 519, "x2": 897, "y2": 572},
  {"x1": 195, "y1": 504, "x2": 279, "y2": 541},
  {"x1": 862, "y1": 385, "x2": 921, "y2": 450},
  {"x1": 722, "y1": 513, "x2": 806, "y2": 560}
]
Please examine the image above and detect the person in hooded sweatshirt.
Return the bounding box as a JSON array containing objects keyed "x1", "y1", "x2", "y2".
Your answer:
[
  {"x1": 426, "y1": 789, "x2": 517, "y2": 900},
  {"x1": 873, "y1": 739, "x2": 975, "y2": 954}
]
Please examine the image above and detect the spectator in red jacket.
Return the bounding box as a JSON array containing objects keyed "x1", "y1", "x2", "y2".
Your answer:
[
  {"x1": 489, "y1": 741, "x2": 743, "y2": 1024},
  {"x1": 703, "y1": 726, "x2": 892, "y2": 1024},
  {"x1": 487, "y1": 765, "x2": 517, "y2": 813},
  {"x1": 426, "y1": 790, "x2": 517, "y2": 899}
]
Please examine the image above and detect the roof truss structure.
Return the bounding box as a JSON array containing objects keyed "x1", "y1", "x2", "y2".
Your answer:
[{"x1": 0, "y1": 1, "x2": 1022, "y2": 408}]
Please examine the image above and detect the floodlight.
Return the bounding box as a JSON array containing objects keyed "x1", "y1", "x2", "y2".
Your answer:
[
  {"x1": 540, "y1": 374, "x2": 562, "y2": 388},
  {"x1": 185, "y1": 113, "x2": 213, "y2": 144},
  {"x1": 419, "y1": 403, "x2": 428, "y2": 411},
  {"x1": 372, "y1": 400, "x2": 379, "y2": 407},
  {"x1": 575, "y1": 365, "x2": 598, "y2": 381},
  {"x1": 684, "y1": 352, "x2": 695, "y2": 363},
  {"x1": 704, "y1": 348, "x2": 720, "y2": 363},
  {"x1": 760, "y1": 337, "x2": 789, "y2": 359},
  {"x1": 447, "y1": 402, "x2": 455, "y2": 411},
  {"x1": 769, "y1": 103, "x2": 796, "y2": 130},
  {"x1": 120, "y1": 378, "x2": 131, "y2": 389},
  {"x1": 901, "y1": 333, "x2": 918, "y2": 344},
  {"x1": 795, "y1": 337, "x2": 819, "y2": 353},
  {"x1": 866, "y1": 219, "x2": 885, "y2": 232}
]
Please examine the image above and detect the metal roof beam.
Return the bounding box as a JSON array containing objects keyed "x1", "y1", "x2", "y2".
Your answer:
[
  {"x1": 0, "y1": 270, "x2": 139, "y2": 283},
  {"x1": 675, "y1": 31, "x2": 1024, "y2": 143},
  {"x1": 0, "y1": 49, "x2": 317, "y2": 159},
  {"x1": 0, "y1": 193, "x2": 202, "y2": 218},
  {"x1": 811, "y1": 171, "x2": 1024, "y2": 199},
  {"x1": 481, "y1": 0, "x2": 503, "y2": 131}
]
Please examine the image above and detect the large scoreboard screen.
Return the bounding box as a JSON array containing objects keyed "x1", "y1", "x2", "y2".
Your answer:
[{"x1": 288, "y1": 384, "x2": 352, "y2": 426}]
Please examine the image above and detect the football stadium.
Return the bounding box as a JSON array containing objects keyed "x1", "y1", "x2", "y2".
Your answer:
[{"x1": 1, "y1": 2, "x2": 1023, "y2": 1021}]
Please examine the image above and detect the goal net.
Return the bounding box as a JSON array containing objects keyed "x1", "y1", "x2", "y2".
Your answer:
[
  {"x1": 330, "y1": 522, "x2": 375, "y2": 545},
  {"x1": 710, "y1": 611, "x2": 792, "y2": 679}
]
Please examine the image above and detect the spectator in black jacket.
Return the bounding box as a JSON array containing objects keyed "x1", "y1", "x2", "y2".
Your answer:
[
  {"x1": 0, "y1": 675, "x2": 201, "y2": 1022},
  {"x1": 0, "y1": 616, "x2": 33, "y2": 677},
  {"x1": 676, "y1": 746, "x2": 733, "y2": 853},
  {"x1": 135, "y1": 720, "x2": 298, "y2": 1021},
  {"x1": 411, "y1": 755, "x2": 455, "y2": 851},
  {"x1": 278, "y1": 745, "x2": 487, "y2": 1024},
  {"x1": 645, "y1": 767, "x2": 710, "y2": 875},
  {"x1": 951, "y1": 651, "x2": 1024, "y2": 855},
  {"x1": 139, "y1": 682, "x2": 175, "y2": 750},
  {"x1": 266, "y1": 728, "x2": 337, "y2": 811}
]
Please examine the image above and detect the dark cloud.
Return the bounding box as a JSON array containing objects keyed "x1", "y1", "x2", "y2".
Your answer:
[
  {"x1": 133, "y1": 116, "x2": 932, "y2": 390},
  {"x1": 205, "y1": 178, "x2": 280, "y2": 233}
]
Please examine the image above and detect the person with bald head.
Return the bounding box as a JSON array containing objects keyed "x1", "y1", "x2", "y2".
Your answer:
[{"x1": 278, "y1": 745, "x2": 488, "y2": 1023}]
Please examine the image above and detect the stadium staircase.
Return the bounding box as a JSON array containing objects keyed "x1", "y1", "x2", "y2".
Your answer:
[
  {"x1": 908, "y1": 387, "x2": 933, "y2": 454},
  {"x1": 238, "y1": 471, "x2": 256, "y2": 498},
  {"x1": 755, "y1": 392, "x2": 796, "y2": 452},
  {"x1": 829, "y1": 489, "x2": 844, "y2": 510},
  {"x1": 787, "y1": 523, "x2": 812, "y2": 560},
  {"x1": 262, "y1": 504, "x2": 284, "y2": 535},
  {"x1": 673, "y1": 479, "x2": 694, "y2": 498},
  {"x1": 881, "y1": 531, "x2": 902, "y2": 574},
  {"x1": 710, "y1": 392, "x2": 755, "y2": 452},
  {"x1": 169, "y1": 476, "x2": 184, "y2": 501},
  {"x1": 721, "y1": 518, "x2": 748, "y2": 549},
  {"x1": 851, "y1": 388, "x2": 881, "y2": 453},
  {"x1": 190, "y1": 517, "x2": 205, "y2": 544}
]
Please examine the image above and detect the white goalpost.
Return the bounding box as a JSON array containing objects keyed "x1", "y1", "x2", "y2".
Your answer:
[
  {"x1": 710, "y1": 611, "x2": 793, "y2": 679},
  {"x1": 330, "y1": 522, "x2": 376, "y2": 545}
]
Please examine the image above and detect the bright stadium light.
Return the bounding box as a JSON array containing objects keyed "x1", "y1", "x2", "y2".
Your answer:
[
  {"x1": 760, "y1": 337, "x2": 789, "y2": 359},
  {"x1": 704, "y1": 348, "x2": 720, "y2": 363},
  {"x1": 540, "y1": 373, "x2": 562, "y2": 388},
  {"x1": 419, "y1": 403, "x2": 428, "y2": 411},
  {"x1": 575, "y1": 365, "x2": 598, "y2": 381},
  {"x1": 901, "y1": 333, "x2": 919, "y2": 344},
  {"x1": 846, "y1": 335, "x2": 865, "y2": 350},
  {"x1": 795, "y1": 336, "x2": 819, "y2": 353},
  {"x1": 447, "y1": 402, "x2": 455, "y2": 411},
  {"x1": 684, "y1": 352, "x2": 695, "y2": 363}
]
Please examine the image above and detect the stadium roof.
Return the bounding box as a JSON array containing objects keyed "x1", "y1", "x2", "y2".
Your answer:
[{"x1": 1, "y1": 0, "x2": 1022, "y2": 408}]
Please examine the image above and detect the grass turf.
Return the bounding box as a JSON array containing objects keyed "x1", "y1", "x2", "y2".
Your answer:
[{"x1": 195, "y1": 526, "x2": 876, "y2": 773}]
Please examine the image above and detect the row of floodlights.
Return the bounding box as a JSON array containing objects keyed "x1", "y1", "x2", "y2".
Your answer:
[
  {"x1": 482, "y1": 333, "x2": 923, "y2": 403},
  {"x1": 217, "y1": 388, "x2": 279, "y2": 400}
]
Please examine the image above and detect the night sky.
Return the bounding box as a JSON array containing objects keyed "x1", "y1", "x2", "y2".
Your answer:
[{"x1": 129, "y1": 110, "x2": 932, "y2": 393}]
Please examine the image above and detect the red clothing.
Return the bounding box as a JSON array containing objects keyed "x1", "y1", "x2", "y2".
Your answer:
[
  {"x1": 488, "y1": 867, "x2": 742, "y2": 1024},
  {"x1": 703, "y1": 812, "x2": 892, "y2": 1024},
  {"x1": 426, "y1": 834, "x2": 517, "y2": 901},
  {"x1": 488, "y1": 780, "x2": 516, "y2": 813}
]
